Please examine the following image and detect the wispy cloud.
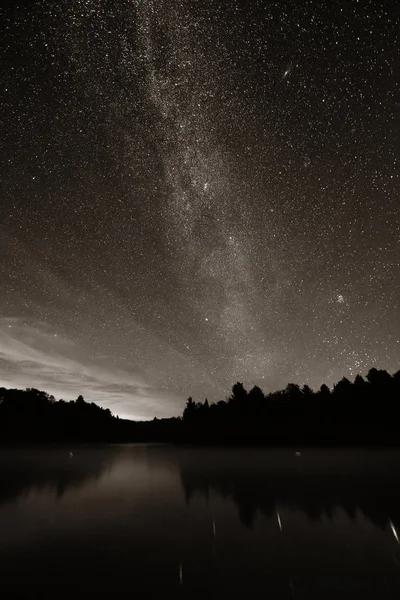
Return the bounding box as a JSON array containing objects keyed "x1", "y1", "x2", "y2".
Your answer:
[{"x1": 0, "y1": 318, "x2": 184, "y2": 420}]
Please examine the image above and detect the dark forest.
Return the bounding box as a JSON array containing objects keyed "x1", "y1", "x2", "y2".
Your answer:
[{"x1": 1, "y1": 367, "x2": 399, "y2": 445}]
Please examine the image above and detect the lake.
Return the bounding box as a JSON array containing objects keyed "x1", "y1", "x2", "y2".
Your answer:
[{"x1": 1, "y1": 446, "x2": 400, "y2": 599}]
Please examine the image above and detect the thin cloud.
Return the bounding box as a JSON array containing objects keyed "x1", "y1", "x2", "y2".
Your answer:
[{"x1": 0, "y1": 318, "x2": 184, "y2": 420}]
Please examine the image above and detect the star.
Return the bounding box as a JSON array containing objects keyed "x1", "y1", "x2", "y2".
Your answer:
[
  {"x1": 0, "y1": 0, "x2": 397, "y2": 418},
  {"x1": 282, "y1": 62, "x2": 293, "y2": 80}
]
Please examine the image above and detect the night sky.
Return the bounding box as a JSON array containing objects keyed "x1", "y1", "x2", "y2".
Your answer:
[{"x1": 1, "y1": 0, "x2": 399, "y2": 419}]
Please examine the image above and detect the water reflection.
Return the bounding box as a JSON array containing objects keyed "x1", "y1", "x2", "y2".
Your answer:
[
  {"x1": 1, "y1": 446, "x2": 400, "y2": 599},
  {"x1": 0, "y1": 446, "x2": 119, "y2": 504},
  {"x1": 176, "y1": 448, "x2": 400, "y2": 531}
]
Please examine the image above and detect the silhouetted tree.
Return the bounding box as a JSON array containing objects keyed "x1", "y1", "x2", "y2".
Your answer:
[
  {"x1": 1, "y1": 366, "x2": 400, "y2": 445},
  {"x1": 319, "y1": 384, "x2": 330, "y2": 397},
  {"x1": 366, "y1": 368, "x2": 392, "y2": 386},
  {"x1": 248, "y1": 386, "x2": 264, "y2": 402},
  {"x1": 183, "y1": 397, "x2": 197, "y2": 422},
  {"x1": 229, "y1": 382, "x2": 248, "y2": 406},
  {"x1": 302, "y1": 385, "x2": 313, "y2": 397},
  {"x1": 248, "y1": 386, "x2": 265, "y2": 415}
]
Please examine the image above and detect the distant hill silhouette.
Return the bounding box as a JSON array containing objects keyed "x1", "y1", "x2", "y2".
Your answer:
[{"x1": 0, "y1": 367, "x2": 399, "y2": 444}]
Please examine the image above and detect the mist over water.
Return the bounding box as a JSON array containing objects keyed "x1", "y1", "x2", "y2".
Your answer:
[{"x1": 1, "y1": 446, "x2": 400, "y2": 599}]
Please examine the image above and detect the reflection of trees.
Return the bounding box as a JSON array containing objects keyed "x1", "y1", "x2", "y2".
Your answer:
[
  {"x1": 0, "y1": 447, "x2": 119, "y2": 505},
  {"x1": 178, "y1": 450, "x2": 400, "y2": 530}
]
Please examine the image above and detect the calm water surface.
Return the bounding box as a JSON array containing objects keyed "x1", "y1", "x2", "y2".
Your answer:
[{"x1": 1, "y1": 446, "x2": 400, "y2": 599}]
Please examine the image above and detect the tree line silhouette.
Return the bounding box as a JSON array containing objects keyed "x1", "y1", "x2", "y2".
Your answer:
[
  {"x1": 0, "y1": 367, "x2": 399, "y2": 444},
  {"x1": 0, "y1": 387, "x2": 180, "y2": 443},
  {"x1": 0, "y1": 388, "x2": 118, "y2": 443},
  {"x1": 182, "y1": 368, "x2": 400, "y2": 444}
]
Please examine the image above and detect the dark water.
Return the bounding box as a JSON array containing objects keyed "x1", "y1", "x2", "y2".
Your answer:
[{"x1": 1, "y1": 446, "x2": 400, "y2": 599}]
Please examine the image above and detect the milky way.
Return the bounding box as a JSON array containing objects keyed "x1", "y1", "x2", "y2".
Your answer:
[{"x1": 1, "y1": 0, "x2": 399, "y2": 418}]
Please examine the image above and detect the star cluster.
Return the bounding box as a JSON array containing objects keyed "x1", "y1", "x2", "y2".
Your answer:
[{"x1": 0, "y1": 0, "x2": 399, "y2": 418}]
